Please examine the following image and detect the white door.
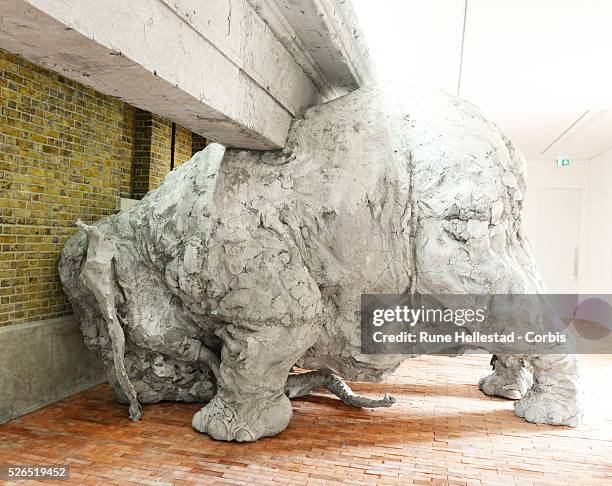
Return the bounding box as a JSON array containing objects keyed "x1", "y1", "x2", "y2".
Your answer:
[{"x1": 534, "y1": 188, "x2": 582, "y2": 293}]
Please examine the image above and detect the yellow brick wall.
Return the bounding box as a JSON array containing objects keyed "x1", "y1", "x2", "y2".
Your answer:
[
  {"x1": 0, "y1": 49, "x2": 206, "y2": 327},
  {"x1": 0, "y1": 49, "x2": 135, "y2": 326},
  {"x1": 131, "y1": 108, "x2": 153, "y2": 199},
  {"x1": 148, "y1": 115, "x2": 173, "y2": 190},
  {"x1": 131, "y1": 114, "x2": 194, "y2": 197},
  {"x1": 191, "y1": 133, "x2": 208, "y2": 156},
  {"x1": 174, "y1": 124, "x2": 192, "y2": 168}
]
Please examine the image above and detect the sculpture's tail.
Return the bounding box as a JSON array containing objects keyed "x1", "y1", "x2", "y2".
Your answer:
[
  {"x1": 285, "y1": 370, "x2": 396, "y2": 408},
  {"x1": 76, "y1": 220, "x2": 142, "y2": 421}
]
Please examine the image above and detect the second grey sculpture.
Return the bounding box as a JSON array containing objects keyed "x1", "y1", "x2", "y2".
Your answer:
[{"x1": 59, "y1": 86, "x2": 582, "y2": 442}]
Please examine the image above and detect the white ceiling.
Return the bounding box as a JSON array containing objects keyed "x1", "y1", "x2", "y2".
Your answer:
[{"x1": 351, "y1": 0, "x2": 612, "y2": 161}]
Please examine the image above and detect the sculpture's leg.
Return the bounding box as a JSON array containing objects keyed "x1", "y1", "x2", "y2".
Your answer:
[
  {"x1": 479, "y1": 354, "x2": 533, "y2": 400},
  {"x1": 514, "y1": 354, "x2": 582, "y2": 426},
  {"x1": 285, "y1": 370, "x2": 396, "y2": 407},
  {"x1": 192, "y1": 321, "x2": 317, "y2": 442}
]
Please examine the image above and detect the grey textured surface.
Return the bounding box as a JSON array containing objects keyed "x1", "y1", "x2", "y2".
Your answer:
[
  {"x1": 59, "y1": 86, "x2": 582, "y2": 441},
  {"x1": 0, "y1": 316, "x2": 105, "y2": 424}
]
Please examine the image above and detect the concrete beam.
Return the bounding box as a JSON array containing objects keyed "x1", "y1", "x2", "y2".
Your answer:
[
  {"x1": 0, "y1": 316, "x2": 105, "y2": 424},
  {"x1": 0, "y1": 0, "x2": 329, "y2": 149},
  {"x1": 250, "y1": 0, "x2": 374, "y2": 99}
]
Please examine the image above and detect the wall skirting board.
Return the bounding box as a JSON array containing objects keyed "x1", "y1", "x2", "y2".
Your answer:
[{"x1": 0, "y1": 315, "x2": 106, "y2": 424}]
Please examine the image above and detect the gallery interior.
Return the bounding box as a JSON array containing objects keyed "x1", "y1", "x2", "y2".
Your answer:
[{"x1": 0, "y1": 1, "x2": 610, "y2": 485}]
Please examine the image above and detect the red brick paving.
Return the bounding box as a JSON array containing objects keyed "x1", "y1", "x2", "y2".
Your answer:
[{"x1": 1, "y1": 355, "x2": 611, "y2": 485}]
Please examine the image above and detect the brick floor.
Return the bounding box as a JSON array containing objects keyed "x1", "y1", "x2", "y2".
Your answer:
[{"x1": 1, "y1": 355, "x2": 611, "y2": 485}]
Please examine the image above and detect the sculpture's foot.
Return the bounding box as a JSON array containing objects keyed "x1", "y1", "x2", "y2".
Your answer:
[
  {"x1": 479, "y1": 355, "x2": 532, "y2": 400},
  {"x1": 514, "y1": 354, "x2": 582, "y2": 426},
  {"x1": 514, "y1": 389, "x2": 581, "y2": 426},
  {"x1": 192, "y1": 393, "x2": 292, "y2": 442}
]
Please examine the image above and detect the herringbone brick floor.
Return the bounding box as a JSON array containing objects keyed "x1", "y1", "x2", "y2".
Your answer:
[{"x1": 1, "y1": 355, "x2": 611, "y2": 485}]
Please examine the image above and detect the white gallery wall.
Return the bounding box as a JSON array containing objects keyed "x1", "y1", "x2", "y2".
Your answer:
[
  {"x1": 583, "y1": 150, "x2": 612, "y2": 293},
  {"x1": 523, "y1": 159, "x2": 589, "y2": 293},
  {"x1": 524, "y1": 154, "x2": 612, "y2": 294}
]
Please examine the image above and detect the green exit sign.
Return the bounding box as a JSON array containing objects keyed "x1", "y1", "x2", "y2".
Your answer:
[{"x1": 557, "y1": 158, "x2": 570, "y2": 167}]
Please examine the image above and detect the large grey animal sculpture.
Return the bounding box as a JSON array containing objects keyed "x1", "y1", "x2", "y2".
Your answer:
[{"x1": 59, "y1": 85, "x2": 582, "y2": 442}]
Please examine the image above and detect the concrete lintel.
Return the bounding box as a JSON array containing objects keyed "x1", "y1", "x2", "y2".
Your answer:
[
  {"x1": 0, "y1": 0, "x2": 372, "y2": 150},
  {"x1": 0, "y1": 315, "x2": 106, "y2": 424},
  {"x1": 254, "y1": 0, "x2": 374, "y2": 99},
  {"x1": 0, "y1": 0, "x2": 321, "y2": 149}
]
